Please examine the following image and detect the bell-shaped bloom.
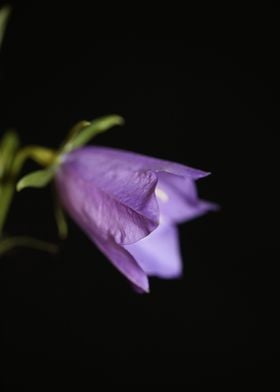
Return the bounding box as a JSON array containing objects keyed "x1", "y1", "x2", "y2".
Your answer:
[{"x1": 55, "y1": 147, "x2": 216, "y2": 292}]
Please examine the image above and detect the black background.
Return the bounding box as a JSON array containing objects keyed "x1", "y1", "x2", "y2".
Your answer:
[{"x1": 0, "y1": 1, "x2": 279, "y2": 386}]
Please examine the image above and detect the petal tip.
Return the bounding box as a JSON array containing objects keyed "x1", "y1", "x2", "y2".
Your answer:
[
  {"x1": 131, "y1": 279, "x2": 150, "y2": 294},
  {"x1": 201, "y1": 200, "x2": 220, "y2": 212},
  {"x1": 195, "y1": 170, "x2": 212, "y2": 180}
]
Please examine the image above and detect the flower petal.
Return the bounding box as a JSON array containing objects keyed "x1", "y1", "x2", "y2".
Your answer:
[
  {"x1": 53, "y1": 183, "x2": 150, "y2": 292},
  {"x1": 124, "y1": 222, "x2": 183, "y2": 279},
  {"x1": 156, "y1": 172, "x2": 218, "y2": 223},
  {"x1": 68, "y1": 146, "x2": 209, "y2": 180},
  {"x1": 55, "y1": 155, "x2": 159, "y2": 245},
  {"x1": 92, "y1": 235, "x2": 150, "y2": 293}
]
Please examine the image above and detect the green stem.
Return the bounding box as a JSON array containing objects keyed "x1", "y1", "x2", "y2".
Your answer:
[
  {"x1": 0, "y1": 131, "x2": 20, "y2": 235},
  {"x1": 52, "y1": 185, "x2": 68, "y2": 240},
  {"x1": 0, "y1": 236, "x2": 58, "y2": 256},
  {"x1": 0, "y1": 144, "x2": 56, "y2": 235},
  {"x1": 0, "y1": 5, "x2": 12, "y2": 50}
]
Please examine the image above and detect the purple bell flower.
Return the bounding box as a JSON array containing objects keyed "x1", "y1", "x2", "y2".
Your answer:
[{"x1": 55, "y1": 146, "x2": 216, "y2": 292}]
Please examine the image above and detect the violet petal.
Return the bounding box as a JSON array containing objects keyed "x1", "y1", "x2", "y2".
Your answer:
[
  {"x1": 155, "y1": 171, "x2": 217, "y2": 224},
  {"x1": 92, "y1": 235, "x2": 150, "y2": 293},
  {"x1": 124, "y1": 222, "x2": 183, "y2": 279},
  {"x1": 55, "y1": 146, "x2": 216, "y2": 290},
  {"x1": 66, "y1": 146, "x2": 209, "y2": 180},
  {"x1": 55, "y1": 156, "x2": 160, "y2": 245}
]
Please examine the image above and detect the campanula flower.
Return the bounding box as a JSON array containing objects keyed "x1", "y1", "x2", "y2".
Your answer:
[
  {"x1": 16, "y1": 115, "x2": 216, "y2": 292},
  {"x1": 54, "y1": 146, "x2": 216, "y2": 292}
]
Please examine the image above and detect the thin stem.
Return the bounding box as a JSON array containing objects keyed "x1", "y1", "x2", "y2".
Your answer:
[
  {"x1": 52, "y1": 184, "x2": 68, "y2": 240},
  {"x1": 0, "y1": 5, "x2": 12, "y2": 50},
  {"x1": 0, "y1": 131, "x2": 20, "y2": 234},
  {"x1": 0, "y1": 144, "x2": 56, "y2": 235},
  {"x1": 0, "y1": 182, "x2": 14, "y2": 235},
  {"x1": 0, "y1": 235, "x2": 58, "y2": 256}
]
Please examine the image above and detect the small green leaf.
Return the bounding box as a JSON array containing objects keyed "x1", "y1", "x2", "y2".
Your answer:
[
  {"x1": 0, "y1": 5, "x2": 12, "y2": 49},
  {"x1": 63, "y1": 115, "x2": 124, "y2": 153},
  {"x1": 0, "y1": 236, "x2": 58, "y2": 257},
  {"x1": 17, "y1": 167, "x2": 56, "y2": 192}
]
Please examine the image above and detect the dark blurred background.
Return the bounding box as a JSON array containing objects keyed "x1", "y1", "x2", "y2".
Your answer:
[{"x1": 0, "y1": 1, "x2": 279, "y2": 386}]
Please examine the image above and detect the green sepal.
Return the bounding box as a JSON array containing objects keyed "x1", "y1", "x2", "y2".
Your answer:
[
  {"x1": 16, "y1": 166, "x2": 56, "y2": 192},
  {"x1": 62, "y1": 115, "x2": 124, "y2": 153},
  {"x1": 63, "y1": 120, "x2": 91, "y2": 146}
]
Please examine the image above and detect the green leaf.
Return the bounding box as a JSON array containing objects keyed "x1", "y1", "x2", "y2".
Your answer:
[
  {"x1": 63, "y1": 115, "x2": 124, "y2": 153},
  {"x1": 16, "y1": 167, "x2": 56, "y2": 192},
  {"x1": 0, "y1": 236, "x2": 58, "y2": 257},
  {"x1": 0, "y1": 130, "x2": 20, "y2": 178},
  {"x1": 0, "y1": 5, "x2": 12, "y2": 49}
]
